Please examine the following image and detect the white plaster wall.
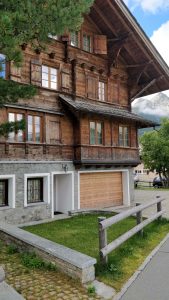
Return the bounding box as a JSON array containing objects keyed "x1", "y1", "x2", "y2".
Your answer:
[{"x1": 54, "y1": 174, "x2": 73, "y2": 213}]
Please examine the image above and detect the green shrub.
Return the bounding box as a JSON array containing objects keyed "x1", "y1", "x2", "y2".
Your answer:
[
  {"x1": 7, "y1": 244, "x2": 18, "y2": 254},
  {"x1": 87, "y1": 284, "x2": 96, "y2": 295},
  {"x1": 20, "y1": 252, "x2": 57, "y2": 270}
]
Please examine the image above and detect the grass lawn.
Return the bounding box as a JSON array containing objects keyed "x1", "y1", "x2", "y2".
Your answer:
[{"x1": 24, "y1": 214, "x2": 169, "y2": 291}]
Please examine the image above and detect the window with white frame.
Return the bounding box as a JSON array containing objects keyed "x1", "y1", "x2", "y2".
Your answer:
[
  {"x1": 27, "y1": 178, "x2": 43, "y2": 204},
  {"x1": 42, "y1": 66, "x2": 58, "y2": 89},
  {"x1": 0, "y1": 180, "x2": 8, "y2": 207},
  {"x1": 0, "y1": 175, "x2": 15, "y2": 209},
  {"x1": 98, "y1": 81, "x2": 105, "y2": 101},
  {"x1": 24, "y1": 174, "x2": 50, "y2": 207}
]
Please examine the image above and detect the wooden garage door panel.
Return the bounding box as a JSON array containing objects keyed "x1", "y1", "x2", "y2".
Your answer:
[{"x1": 80, "y1": 172, "x2": 123, "y2": 209}]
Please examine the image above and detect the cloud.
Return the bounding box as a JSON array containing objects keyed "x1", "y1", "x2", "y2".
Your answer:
[
  {"x1": 124, "y1": 0, "x2": 169, "y2": 13},
  {"x1": 151, "y1": 21, "x2": 169, "y2": 67}
]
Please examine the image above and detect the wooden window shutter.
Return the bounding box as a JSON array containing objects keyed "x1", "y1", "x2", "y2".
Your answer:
[
  {"x1": 94, "y1": 35, "x2": 107, "y2": 55},
  {"x1": 87, "y1": 77, "x2": 97, "y2": 99},
  {"x1": 31, "y1": 60, "x2": 42, "y2": 86},
  {"x1": 130, "y1": 126, "x2": 137, "y2": 148},
  {"x1": 47, "y1": 121, "x2": 60, "y2": 144},
  {"x1": 10, "y1": 61, "x2": 21, "y2": 82},
  {"x1": 62, "y1": 72, "x2": 70, "y2": 89}
]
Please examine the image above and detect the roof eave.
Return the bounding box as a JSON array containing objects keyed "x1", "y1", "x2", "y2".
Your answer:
[{"x1": 115, "y1": 0, "x2": 169, "y2": 78}]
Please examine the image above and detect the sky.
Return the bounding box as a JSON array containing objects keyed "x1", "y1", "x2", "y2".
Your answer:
[{"x1": 123, "y1": 0, "x2": 169, "y2": 97}]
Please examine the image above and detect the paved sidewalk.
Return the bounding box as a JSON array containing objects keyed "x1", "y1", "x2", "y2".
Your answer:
[
  {"x1": 117, "y1": 234, "x2": 169, "y2": 300},
  {"x1": 134, "y1": 189, "x2": 169, "y2": 219}
]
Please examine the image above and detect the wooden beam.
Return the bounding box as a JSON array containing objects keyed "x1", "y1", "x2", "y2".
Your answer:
[
  {"x1": 131, "y1": 76, "x2": 164, "y2": 101},
  {"x1": 126, "y1": 60, "x2": 153, "y2": 68},
  {"x1": 93, "y1": 3, "x2": 116, "y2": 35},
  {"x1": 134, "y1": 60, "x2": 154, "y2": 84},
  {"x1": 85, "y1": 15, "x2": 102, "y2": 34}
]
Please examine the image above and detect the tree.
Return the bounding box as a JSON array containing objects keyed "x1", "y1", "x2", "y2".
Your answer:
[
  {"x1": 0, "y1": 0, "x2": 94, "y2": 135},
  {"x1": 140, "y1": 118, "x2": 169, "y2": 185}
]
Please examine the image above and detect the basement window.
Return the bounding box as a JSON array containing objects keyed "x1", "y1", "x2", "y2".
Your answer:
[
  {"x1": 0, "y1": 180, "x2": 8, "y2": 207},
  {"x1": 27, "y1": 178, "x2": 43, "y2": 204}
]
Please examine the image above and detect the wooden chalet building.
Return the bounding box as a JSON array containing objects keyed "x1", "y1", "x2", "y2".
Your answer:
[{"x1": 0, "y1": 0, "x2": 169, "y2": 223}]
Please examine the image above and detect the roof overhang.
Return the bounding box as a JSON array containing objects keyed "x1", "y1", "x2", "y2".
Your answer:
[
  {"x1": 59, "y1": 95, "x2": 158, "y2": 128},
  {"x1": 89, "y1": 0, "x2": 169, "y2": 97}
]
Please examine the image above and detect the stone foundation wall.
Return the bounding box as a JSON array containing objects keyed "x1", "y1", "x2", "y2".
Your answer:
[{"x1": 0, "y1": 224, "x2": 96, "y2": 284}]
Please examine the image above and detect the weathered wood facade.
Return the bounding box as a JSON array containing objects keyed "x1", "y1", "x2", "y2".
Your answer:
[{"x1": 0, "y1": 0, "x2": 169, "y2": 223}]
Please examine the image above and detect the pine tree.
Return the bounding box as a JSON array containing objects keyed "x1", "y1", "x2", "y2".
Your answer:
[{"x1": 0, "y1": 0, "x2": 94, "y2": 135}]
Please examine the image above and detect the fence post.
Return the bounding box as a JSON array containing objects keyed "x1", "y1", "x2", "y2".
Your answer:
[
  {"x1": 98, "y1": 216, "x2": 108, "y2": 265},
  {"x1": 156, "y1": 196, "x2": 162, "y2": 221},
  {"x1": 136, "y1": 203, "x2": 143, "y2": 236}
]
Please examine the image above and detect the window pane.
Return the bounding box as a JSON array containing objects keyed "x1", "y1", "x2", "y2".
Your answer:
[
  {"x1": 51, "y1": 68, "x2": 57, "y2": 75},
  {"x1": 8, "y1": 112, "x2": 15, "y2": 141},
  {"x1": 35, "y1": 116, "x2": 41, "y2": 142},
  {"x1": 8, "y1": 112, "x2": 24, "y2": 142},
  {"x1": 51, "y1": 81, "x2": 57, "y2": 89},
  {"x1": 42, "y1": 80, "x2": 49, "y2": 88},
  {"x1": 119, "y1": 126, "x2": 123, "y2": 146},
  {"x1": 9, "y1": 113, "x2": 15, "y2": 122},
  {"x1": 119, "y1": 126, "x2": 129, "y2": 147},
  {"x1": 83, "y1": 34, "x2": 91, "y2": 52},
  {"x1": 71, "y1": 32, "x2": 78, "y2": 47},
  {"x1": 0, "y1": 180, "x2": 8, "y2": 206},
  {"x1": 42, "y1": 72, "x2": 48, "y2": 80},
  {"x1": 0, "y1": 54, "x2": 6, "y2": 79},
  {"x1": 27, "y1": 178, "x2": 43, "y2": 204},
  {"x1": 90, "y1": 122, "x2": 95, "y2": 145},
  {"x1": 124, "y1": 127, "x2": 129, "y2": 147},
  {"x1": 42, "y1": 66, "x2": 48, "y2": 74},
  {"x1": 28, "y1": 115, "x2": 33, "y2": 141},
  {"x1": 97, "y1": 123, "x2": 103, "y2": 145},
  {"x1": 99, "y1": 82, "x2": 105, "y2": 101}
]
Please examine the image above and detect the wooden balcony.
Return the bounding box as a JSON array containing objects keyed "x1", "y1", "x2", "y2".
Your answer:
[
  {"x1": 74, "y1": 145, "x2": 140, "y2": 166},
  {"x1": 0, "y1": 142, "x2": 74, "y2": 161}
]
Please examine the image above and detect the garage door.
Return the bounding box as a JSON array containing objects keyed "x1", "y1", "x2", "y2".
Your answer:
[{"x1": 80, "y1": 172, "x2": 123, "y2": 209}]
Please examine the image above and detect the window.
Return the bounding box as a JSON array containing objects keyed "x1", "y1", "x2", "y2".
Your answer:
[
  {"x1": 42, "y1": 66, "x2": 58, "y2": 89},
  {"x1": 27, "y1": 178, "x2": 43, "y2": 204},
  {"x1": 28, "y1": 115, "x2": 41, "y2": 143},
  {"x1": 99, "y1": 82, "x2": 105, "y2": 101},
  {"x1": 0, "y1": 180, "x2": 8, "y2": 207},
  {"x1": 90, "y1": 121, "x2": 103, "y2": 145},
  {"x1": 0, "y1": 54, "x2": 6, "y2": 79},
  {"x1": 119, "y1": 126, "x2": 130, "y2": 147},
  {"x1": 8, "y1": 113, "x2": 24, "y2": 142},
  {"x1": 83, "y1": 34, "x2": 92, "y2": 52},
  {"x1": 70, "y1": 32, "x2": 79, "y2": 47}
]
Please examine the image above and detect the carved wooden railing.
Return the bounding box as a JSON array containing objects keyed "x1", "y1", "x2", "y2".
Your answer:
[
  {"x1": 74, "y1": 145, "x2": 139, "y2": 162},
  {"x1": 0, "y1": 142, "x2": 74, "y2": 160}
]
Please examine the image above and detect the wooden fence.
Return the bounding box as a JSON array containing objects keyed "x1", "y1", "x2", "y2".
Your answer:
[
  {"x1": 98, "y1": 196, "x2": 165, "y2": 265},
  {"x1": 135, "y1": 180, "x2": 153, "y2": 188}
]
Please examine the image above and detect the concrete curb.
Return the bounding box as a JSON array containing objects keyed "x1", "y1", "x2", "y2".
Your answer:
[
  {"x1": 113, "y1": 233, "x2": 169, "y2": 300},
  {"x1": 0, "y1": 267, "x2": 5, "y2": 283}
]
